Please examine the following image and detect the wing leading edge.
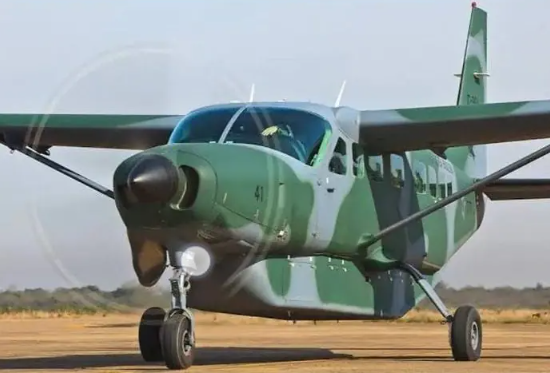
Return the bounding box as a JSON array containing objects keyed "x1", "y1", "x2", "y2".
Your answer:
[
  {"x1": 0, "y1": 113, "x2": 184, "y2": 151},
  {"x1": 359, "y1": 100, "x2": 550, "y2": 154}
]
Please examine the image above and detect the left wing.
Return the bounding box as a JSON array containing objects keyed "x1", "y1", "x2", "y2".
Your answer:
[
  {"x1": 359, "y1": 100, "x2": 550, "y2": 154},
  {"x1": 0, "y1": 113, "x2": 185, "y2": 151}
]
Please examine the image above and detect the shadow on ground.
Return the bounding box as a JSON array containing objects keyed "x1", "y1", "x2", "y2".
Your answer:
[
  {"x1": 0, "y1": 347, "x2": 348, "y2": 369},
  {"x1": 2, "y1": 346, "x2": 550, "y2": 369}
]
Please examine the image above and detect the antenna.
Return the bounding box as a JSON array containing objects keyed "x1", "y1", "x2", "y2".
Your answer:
[
  {"x1": 334, "y1": 80, "x2": 347, "y2": 106},
  {"x1": 230, "y1": 83, "x2": 256, "y2": 104},
  {"x1": 249, "y1": 83, "x2": 255, "y2": 102}
]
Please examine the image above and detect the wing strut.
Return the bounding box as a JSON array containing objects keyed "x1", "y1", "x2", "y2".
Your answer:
[
  {"x1": 6, "y1": 145, "x2": 114, "y2": 199},
  {"x1": 360, "y1": 142, "x2": 550, "y2": 250}
]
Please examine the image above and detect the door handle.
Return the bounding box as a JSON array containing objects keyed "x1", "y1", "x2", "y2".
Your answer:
[{"x1": 327, "y1": 187, "x2": 335, "y2": 193}]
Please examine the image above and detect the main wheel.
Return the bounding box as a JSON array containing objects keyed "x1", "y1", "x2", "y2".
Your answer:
[
  {"x1": 161, "y1": 312, "x2": 195, "y2": 370},
  {"x1": 138, "y1": 307, "x2": 166, "y2": 362},
  {"x1": 450, "y1": 305, "x2": 482, "y2": 361}
]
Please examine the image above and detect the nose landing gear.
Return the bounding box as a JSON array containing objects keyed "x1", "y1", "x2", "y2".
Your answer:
[{"x1": 138, "y1": 260, "x2": 196, "y2": 370}]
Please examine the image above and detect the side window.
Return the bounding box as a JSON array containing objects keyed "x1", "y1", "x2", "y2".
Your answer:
[
  {"x1": 352, "y1": 143, "x2": 365, "y2": 178},
  {"x1": 413, "y1": 160, "x2": 427, "y2": 194},
  {"x1": 428, "y1": 165, "x2": 437, "y2": 198},
  {"x1": 390, "y1": 154, "x2": 405, "y2": 188},
  {"x1": 366, "y1": 155, "x2": 383, "y2": 181},
  {"x1": 447, "y1": 182, "x2": 453, "y2": 196},
  {"x1": 438, "y1": 167, "x2": 447, "y2": 198},
  {"x1": 328, "y1": 138, "x2": 347, "y2": 175}
]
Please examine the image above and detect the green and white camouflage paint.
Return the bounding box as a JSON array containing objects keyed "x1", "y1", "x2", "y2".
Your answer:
[{"x1": 107, "y1": 6, "x2": 489, "y2": 321}]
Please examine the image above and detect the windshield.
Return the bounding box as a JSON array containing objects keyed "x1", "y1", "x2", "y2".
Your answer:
[
  {"x1": 168, "y1": 107, "x2": 240, "y2": 144},
  {"x1": 223, "y1": 107, "x2": 331, "y2": 166}
]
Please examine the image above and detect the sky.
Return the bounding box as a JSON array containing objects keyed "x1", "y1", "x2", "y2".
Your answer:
[{"x1": 1, "y1": 0, "x2": 550, "y2": 291}]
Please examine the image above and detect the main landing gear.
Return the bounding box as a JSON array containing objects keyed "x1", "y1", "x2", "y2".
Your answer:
[
  {"x1": 138, "y1": 252, "x2": 196, "y2": 370},
  {"x1": 400, "y1": 263, "x2": 482, "y2": 361}
]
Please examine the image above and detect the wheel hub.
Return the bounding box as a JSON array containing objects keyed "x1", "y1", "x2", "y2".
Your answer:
[
  {"x1": 183, "y1": 329, "x2": 192, "y2": 355},
  {"x1": 470, "y1": 321, "x2": 479, "y2": 350}
]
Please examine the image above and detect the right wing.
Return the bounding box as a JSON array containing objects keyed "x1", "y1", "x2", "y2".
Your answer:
[
  {"x1": 358, "y1": 100, "x2": 550, "y2": 154},
  {"x1": 0, "y1": 113, "x2": 185, "y2": 151},
  {"x1": 482, "y1": 178, "x2": 550, "y2": 200}
]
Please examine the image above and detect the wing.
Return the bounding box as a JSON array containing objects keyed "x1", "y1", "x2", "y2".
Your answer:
[
  {"x1": 359, "y1": 100, "x2": 550, "y2": 154},
  {"x1": 0, "y1": 113, "x2": 185, "y2": 151},
  {"x1": 482, "y1": 178, "x2": 550, "y2": 200}
]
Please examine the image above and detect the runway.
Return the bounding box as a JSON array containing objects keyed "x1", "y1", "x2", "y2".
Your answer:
[{"x1": 1, "y1": 313, "x2": 550, "y2": 372}]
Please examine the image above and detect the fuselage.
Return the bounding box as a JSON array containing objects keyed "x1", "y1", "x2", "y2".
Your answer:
[{"x1": 112, "y1": 101, "x2": 485, "y2": 320}]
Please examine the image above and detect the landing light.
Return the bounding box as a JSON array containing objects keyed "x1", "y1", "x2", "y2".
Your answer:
[{"x1": 178, "y1": 245, "x2": 212, "y2": 277}]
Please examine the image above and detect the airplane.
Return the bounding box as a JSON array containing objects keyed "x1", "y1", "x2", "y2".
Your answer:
[{"x1": 2, "y1": 2, "x2": 550, "y2": 370}]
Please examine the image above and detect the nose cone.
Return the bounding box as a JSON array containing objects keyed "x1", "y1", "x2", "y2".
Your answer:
[{"x1": 123, "y1": 154, "x2": 179, "y2": 204}]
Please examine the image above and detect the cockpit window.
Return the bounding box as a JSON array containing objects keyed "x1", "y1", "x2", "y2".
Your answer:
[
  {"x1": 222, "y1": 107, "x2": 331, "y2": 166},
  {"x1": 168, "y1": 107, "x2": 240, "y2": 144}
]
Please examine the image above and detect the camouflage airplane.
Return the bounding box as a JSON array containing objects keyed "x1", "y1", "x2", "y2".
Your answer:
[{"x1": 2, "y1": 2, "x2": 550, "y2": 370}]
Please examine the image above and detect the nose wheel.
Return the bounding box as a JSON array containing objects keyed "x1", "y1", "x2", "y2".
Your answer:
[
  {"x1": 138, "y1": 307, "x2": 166, "y2": 362},
  {"x1": 138, "y1": 262, "x2": 196, "y2": 370},
  {"x1": 161, "y1": 311, "x2": 195, "y2": 369}
]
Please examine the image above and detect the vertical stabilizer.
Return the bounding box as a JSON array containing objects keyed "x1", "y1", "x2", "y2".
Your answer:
[
  {"x1": 456, "y1": 2, "x2": 488, "y2": 106},
  {"x1": 448, "y1": 3, "x2": 488, "y2": 179}
]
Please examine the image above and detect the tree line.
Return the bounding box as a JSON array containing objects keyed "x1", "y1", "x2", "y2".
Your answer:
[{"x1": 1, "y1": 282, "x2": 550, "y2": 313}]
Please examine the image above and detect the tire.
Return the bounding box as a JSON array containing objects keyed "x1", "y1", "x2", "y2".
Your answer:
[
  {"x1": 450, "y1": 305, "x2": 482, "y2": 361},
  {"x1": 138, "y1": 307, "x2": 166, "y2": 362},
  {"x1": 161, "y1": 312, "x2": 195, "y2": 370}
]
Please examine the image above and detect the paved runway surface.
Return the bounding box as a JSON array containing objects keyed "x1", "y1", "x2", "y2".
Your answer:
[{"x1": 1, "y1": 314, "x2": 550, "y2": 372}]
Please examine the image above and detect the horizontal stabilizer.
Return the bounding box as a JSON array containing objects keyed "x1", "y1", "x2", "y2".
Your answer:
[{"x1": 482, "y1": 178, "x2": 550, "y2": 200}]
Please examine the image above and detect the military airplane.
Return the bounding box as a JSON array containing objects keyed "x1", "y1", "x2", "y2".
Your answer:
[{"x1": 1, "y1": 2, "x2": 550, "y2": 370}]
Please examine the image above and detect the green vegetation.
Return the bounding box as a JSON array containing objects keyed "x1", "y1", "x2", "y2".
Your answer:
[
  {"x1": 417, "y1": 282, "x2": 550, "y2": 310},
  {"x1": 0, "y1": 282, "x2": 171, "y2": 315},
  {"x1": 1, "y1": 281, "x2": 550, "y2": 316}
]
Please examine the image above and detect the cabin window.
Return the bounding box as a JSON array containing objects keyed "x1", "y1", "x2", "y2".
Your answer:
[
  {"x1": 352, "y1": 143, "x2": 365, "y2": 178},
  {"x1": 439, "y1": 184, "x2": 447, "y2": 198},
  {"x1": 366, "y1": 155, "x2": 383, "y2": 181},
  {"x1": 390, "y1": 154, "x2": 405, "y2": 188},
  {"x1": 413, "y1": 160, "x2": 427, "y2": 194},
  {"x1": 428, "y1": 165, "x2": 437, "y2": 197},
  {"x1": 447, "y1": 182, "x2": 453, "y2": 196},
  {"x1": 438, "y1": 166, "x2": 448, "y2": 198},
  {"x1": 328, "y1": 137, "x2": 347, "y2": 175}
]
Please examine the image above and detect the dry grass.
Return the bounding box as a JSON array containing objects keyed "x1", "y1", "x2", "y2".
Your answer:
[
  {"x1": 399, "y1": 308, "x2": 550, "y2": 324},
  {"x1": 2, "y1": 308, "x2": 550, "y2": 324}
]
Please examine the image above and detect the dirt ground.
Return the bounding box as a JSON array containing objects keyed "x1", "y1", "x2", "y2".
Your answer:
[{"x1": 1, "y1": 314, "x2": 550, "y2": 372}]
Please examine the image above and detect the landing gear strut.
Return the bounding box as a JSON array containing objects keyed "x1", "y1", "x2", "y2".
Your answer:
[
  {"x1": 138, "y1": 251, "x2": 196, "y2": 370},
  {"x1": 400, "y1": 263, "x2": 482, "y2": 361}
]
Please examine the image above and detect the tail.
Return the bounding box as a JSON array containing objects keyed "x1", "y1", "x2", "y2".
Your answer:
[{"x1": 447, "y1": 2, "x2": 488, "y2": 179}]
